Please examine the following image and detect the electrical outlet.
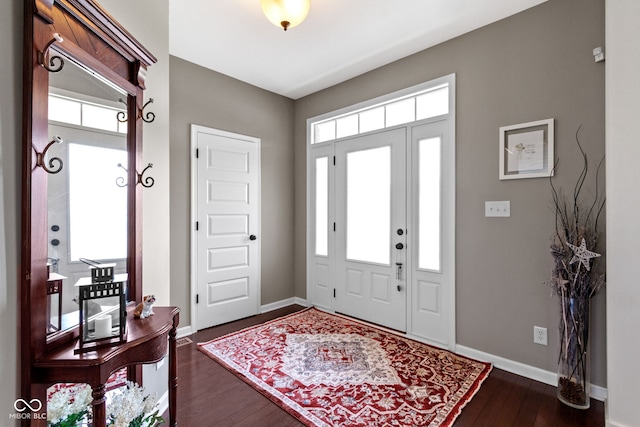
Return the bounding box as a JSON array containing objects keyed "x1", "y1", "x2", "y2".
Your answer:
[{"x1": 534, "y1": 326, "x2": 548, "y2": 346}]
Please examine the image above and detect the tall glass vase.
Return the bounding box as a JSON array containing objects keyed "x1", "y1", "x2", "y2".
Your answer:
[{"x1": 557, "y1": 296, "x2": 590, "y2": 409}]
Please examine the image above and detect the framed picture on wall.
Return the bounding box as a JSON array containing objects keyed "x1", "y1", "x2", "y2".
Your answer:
[{"x1": 499, "y1": 118, "x2": 554, "y2": 180}]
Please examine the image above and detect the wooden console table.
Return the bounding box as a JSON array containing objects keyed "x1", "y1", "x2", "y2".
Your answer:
[{"x1": 32, "y1": 306, "x2": 179, "y2": 427}]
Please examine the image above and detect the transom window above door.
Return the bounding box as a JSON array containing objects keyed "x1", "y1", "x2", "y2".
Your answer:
[{"x1": 311, "y1": 83, "x2": 449, "y2": 144}]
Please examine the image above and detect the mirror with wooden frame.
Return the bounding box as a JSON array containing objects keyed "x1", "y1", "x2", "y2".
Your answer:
[
  {"x1": 21, "y1": 0, "x2": 155, "y2": 406},
  {"x1": 46, "y1": 57, "x2": 129, "y2": 339}
]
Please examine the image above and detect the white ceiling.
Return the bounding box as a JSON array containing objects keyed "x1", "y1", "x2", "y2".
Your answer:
[{"x1": 169, "y1": 0, "x2": 546, "y2": 100}]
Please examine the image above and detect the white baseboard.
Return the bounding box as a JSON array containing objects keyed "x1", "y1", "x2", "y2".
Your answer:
[
  {"x1": 591, "y1": 383, "x2": 608, "y2": 403},
  {"x1": 176, "y1": 325, "x2": 193, "y2": 339},
  {"x1": 260, "y1": 297, "x2": 308, "y2": 313},
  {"x1": 156, "y1": 390, "x2": 169, "y2": 420},
  {"x1": 456, "y1": 345, "x2": 607, "y2": 402},
  {"x1": 177, "y1": 298, "x2": 308, "y2": 338},
  {"x1": 605, "y1": 419, "x2": 630, "y2": 427},
  {"x1": 604, "y1": 401, "x2": 633, "y2": 427}
]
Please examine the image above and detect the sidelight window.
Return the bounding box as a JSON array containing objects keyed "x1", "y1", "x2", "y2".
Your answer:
[
  {"x1": 418, "y1": 136, "x2": 442, "y2": 271},
  {"x1": 315, "y1": 157, "x2": 329, "y2": 256}
]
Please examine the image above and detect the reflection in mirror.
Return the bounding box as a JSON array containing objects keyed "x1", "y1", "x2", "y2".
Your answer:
[{"x1": 46, "y1": 56, "x2": 129, "y2": 336}]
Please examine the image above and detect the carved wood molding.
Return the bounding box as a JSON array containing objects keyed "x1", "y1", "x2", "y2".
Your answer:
[
  {"x1": 32, "y1": 0, "x2": 156, "y2": 88},
  {"x1": 33, "y1": 0, "x2": 55, "y2": 24}
]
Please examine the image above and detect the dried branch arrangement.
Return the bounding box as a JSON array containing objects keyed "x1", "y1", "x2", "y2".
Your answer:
[
  {"x1": 549, "y1": 125, "x2": 606, "y2": 300},
  {"x1": 548, "y1": 125, "x2": 605, "y2": 409}
]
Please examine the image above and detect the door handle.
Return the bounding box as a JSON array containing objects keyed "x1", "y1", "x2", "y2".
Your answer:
[
  {"x1": 249, "y1": 234, "x2": 257, "y2": 241},
  {"x1": 396, "y1": 262, "x2": 403, "y2": 291},
  {"x1": 395, "y1": 242, "x2": 404, "y2": 250}
]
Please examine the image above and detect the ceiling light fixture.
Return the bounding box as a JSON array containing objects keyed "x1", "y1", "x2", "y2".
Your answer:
[{"x1": 261, "y1": 0, "x2": 310, "y2": 31}]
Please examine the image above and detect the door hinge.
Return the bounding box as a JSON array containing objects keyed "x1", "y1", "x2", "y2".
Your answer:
[
  {"x1": 196, "y1": 294, "x2": 199, "y2": 304},
  {"x1": 333, "y1": 156, "x2": 336, "y2": 165},
  {"x1": 196, "y1": 221, "x2": 199, "y2": 231},
  {"x1": 333, "y1": 222, "x2": 336, "y2": 232},
  {"x1": 333, "y1": 288, "x2": 336, "y2": 298},
  {"x1": 196, "y1": 148, "x2": 199, "y2": 158}
]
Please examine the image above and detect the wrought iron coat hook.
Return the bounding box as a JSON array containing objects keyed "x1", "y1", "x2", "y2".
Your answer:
[
  {"x1": 140, "y1": 98, "x2": 155, "y2": 123},
  {"x1": 116, "y1": 98, "x2": 127, "y2": 123},
  {"x1": 116, "y1": 98, "x2": 155, "y2": 123},
  {"x1": 34, "y1": 136, "x2": 64, "y2": 174},
  {"x1": 116, "y1": 163, "x2": 127, "y2": 187},
  {"x1": 38, "y1": 33, "x2": 65, "y2": 73},
  {"x1": 116, "y1": 162, "x2": 155, "y2": 188},
  {"x1": 137, "y1": 163, "x2": 155, "y2": 187}
]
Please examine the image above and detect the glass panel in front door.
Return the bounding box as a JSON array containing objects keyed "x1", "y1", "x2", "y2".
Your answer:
[{"x1": 346, "y1": 146, "x2": 391, "y2": 264}]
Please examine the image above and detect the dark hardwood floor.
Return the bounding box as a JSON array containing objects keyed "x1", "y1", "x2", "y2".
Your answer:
[{"x1": 163, "y1": 305, "x2": 604, "y2": 426}]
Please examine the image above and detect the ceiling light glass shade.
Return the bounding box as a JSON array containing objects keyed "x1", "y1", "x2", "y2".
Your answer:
[{"x1": 261, "y1": 0, "x2": 310, "y2": 31}]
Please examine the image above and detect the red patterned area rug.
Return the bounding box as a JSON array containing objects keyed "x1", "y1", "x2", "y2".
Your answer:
[{"x1": 198, "y1": 308, "x2": 492, "y2": 427}]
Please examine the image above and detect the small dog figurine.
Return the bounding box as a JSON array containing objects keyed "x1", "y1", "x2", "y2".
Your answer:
[{"x1": 133, "y1": 295, "x2": 156, "y2": 319}]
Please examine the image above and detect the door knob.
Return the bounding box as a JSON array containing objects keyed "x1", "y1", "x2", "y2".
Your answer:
[{"x1": 249, "y1": 235, "x2": 257, "y2": 241}]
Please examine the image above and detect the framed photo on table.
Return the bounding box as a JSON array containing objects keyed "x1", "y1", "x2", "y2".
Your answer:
[{"x1": 499, "y1": 118, "x2": 554, "y2": 180}]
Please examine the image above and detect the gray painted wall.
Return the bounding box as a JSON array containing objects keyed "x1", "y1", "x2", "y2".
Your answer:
[
  {"x1": 293, "y1": 0, "x2": 606, "y2": 385},
  {"x1": 169, "y1": 57, "x2": 296, "y2": 324}
]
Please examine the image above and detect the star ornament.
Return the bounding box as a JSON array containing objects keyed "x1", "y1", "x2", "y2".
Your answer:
[{"x1": 566, "y1": 238, "x2": 601, "y2": 271}]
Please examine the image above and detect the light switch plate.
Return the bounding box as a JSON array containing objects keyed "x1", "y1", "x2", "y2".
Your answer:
[{"x1": 485, "y1": 201, "x2": 510, "y2": 217}]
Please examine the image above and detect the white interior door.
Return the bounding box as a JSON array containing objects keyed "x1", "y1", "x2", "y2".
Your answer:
[
  {"x1": 192, "y1": 125, "x2": 260, "y2": 330},
  {"x1": 334, "y1": 128, "x2": 407, "y2": 332}
]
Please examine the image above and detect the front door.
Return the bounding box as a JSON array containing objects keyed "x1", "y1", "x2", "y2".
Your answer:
[
  {"x1": 192, "y1": 125, "x2": 260, "y2": 330},
  {"x1": 334, "y1": 128, "x2": 407, "y2": 331}
]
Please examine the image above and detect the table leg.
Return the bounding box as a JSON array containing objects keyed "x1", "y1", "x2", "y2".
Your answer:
[
  {"x1": 169, "y1": 315, "x2": 178, "y2": 426},
  {"x1": 29, "y1": 383, "x2": 47, "y2": 427},
  {"x1": 92, "y1": 383, "x2": 107, "y2": 427}
]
